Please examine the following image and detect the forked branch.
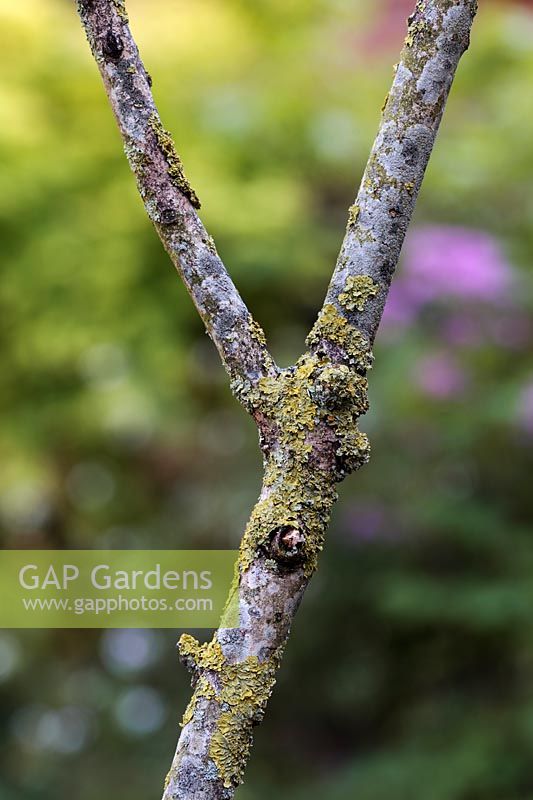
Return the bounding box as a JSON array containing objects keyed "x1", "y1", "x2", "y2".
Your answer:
[{"x1": 76, "y1": 1, "x2": 478, "y2": 798}]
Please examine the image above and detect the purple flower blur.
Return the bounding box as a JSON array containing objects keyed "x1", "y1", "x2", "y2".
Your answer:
[
  {"x1": 383, "y1": 226, "x2": 515, "y2": 330},
  {"x1": 343, "y1": 503, "x2": 388, "y2": 541},
  {"x1": 414, "y1": 352, "x2": 468, "y2": 400}
]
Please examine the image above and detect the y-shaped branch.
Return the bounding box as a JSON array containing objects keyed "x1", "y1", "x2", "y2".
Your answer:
[
  {"x1": 77, "y1": 0, "x2": 276, "y2": 388},
  {"x1": 76, "y1": 1, "x2": 477, "y2": 798}
]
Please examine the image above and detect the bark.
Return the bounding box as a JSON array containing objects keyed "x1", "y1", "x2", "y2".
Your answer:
[
  {"x1": 76, "y1": 0, "x2": 275, "y2": 389},
  {"x1": 75, "y1": 1, "x2": 478, "y2": 798}
]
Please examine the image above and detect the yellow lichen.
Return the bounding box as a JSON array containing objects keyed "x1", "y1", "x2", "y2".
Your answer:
[
  {"x1": 178, "y1": 634, "x2": 281, "y2": 789},
  {"x1": 405, "y1": 17, "x2": 429, "y2": 49},
  {"x1": 178, "y1": 637, "x2": 226, "y2": 728},
  {"x1": 347, "y1": 203, "x2": 360, "y2": 227},
  {"x1": 249, "y1": 317, "x2": 268, "y2": 348},
  {"x1": 148, "y1": 113, "x2": 201, "y2": 209},
  {"x1": 237, "y1": 345, "x2": 371, "y2": 576},
  {"x1": 233, "y1": 304, "x2": 374, "y2": 574},
  {"x1": 339, "y1": 275, "x2": 380, "y2": 312},
  {"x1": 181, "y1": 311, "x2": 374, "y2": 787},
  {"x1": 209, "y1": 653, "x2": 280, "y2": 788},
  {"x1": 306, "y1": 304, "x2": 374, "y2": 371},
  {"x1": 180, "y1": 675, "x2": 217, "y2": 727},
  {"x1": 314, "y1": 364, "x2": 368, "y2": 410},
  {"x1": 178, "y1": 635, "x2": 225, "y2": 672},
  {"x1": 112, "y1": 0, "x2": 128, "y2": 22},
  {"x1": 230, "y1": 306, "x2": 373, "y2": 583}
]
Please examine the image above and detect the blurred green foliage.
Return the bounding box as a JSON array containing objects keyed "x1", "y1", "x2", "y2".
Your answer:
[{"x1": 1, "y1": 1, "x2": 533, "y2": 798}]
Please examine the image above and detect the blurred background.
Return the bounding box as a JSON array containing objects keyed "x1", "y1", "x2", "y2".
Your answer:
[{"x1": 1, "y1": 0, "x2": 533, "y2": 797}]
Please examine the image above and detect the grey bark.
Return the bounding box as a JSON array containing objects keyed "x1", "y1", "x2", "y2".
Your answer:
[
  {"x1": 76, "y1": 1, "x2": 478, "y2": 798},
  {"x1": 326, "y1": 0, "x2": 477, "y2": 346},
  {"x1": 76, "y1": 0, "x2": 276, "y2": 389}
]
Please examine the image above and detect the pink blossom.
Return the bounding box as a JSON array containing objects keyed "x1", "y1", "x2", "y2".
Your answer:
[
  {"x1": 383, "y1": 226, "x2": 515, "y2": 331},
  {"x1": 414, "y1": 352, "x2": 469, "y2": 400},
  {"x1": 404, "y1": 226, "x2": 513, "y2": 303}
]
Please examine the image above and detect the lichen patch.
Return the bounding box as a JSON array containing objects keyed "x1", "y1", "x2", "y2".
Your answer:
[
  {"x1": 148, "y1": 113, "x2": 201, "y2": 208},
  {"x1": 339, "y1": 275, "x2": 380, "y2": 312}
]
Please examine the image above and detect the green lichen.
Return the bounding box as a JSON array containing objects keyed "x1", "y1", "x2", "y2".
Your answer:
[
  {"x1": 181, "y1": 675, "x2": 217, "y2": 727},
  {"x1": 112, "y1": 0, "x2": 129, "y2": 22},
  {"x1": 336, "y1": 426, "x2": 371, "y2": 475},
  {"x1": 239, "y1": 462, "x2": 331, "y2": 578},
  {"x1": 177, "y1": 634, "x2": 281, "y2": 789},
  {"x1": 225, "y1": 315, "x2": 374, "y2": 765},
  {"x1": 364, "y1": 153, "x2": 399, "y2": 200},
  {"x1": 313, "y1": 364, "x2": 367, "y2": 411},
  {"x1": 179, "y1": 316, "x2": 374, "y2": 788},
  {"x1": 210, "y1": 713, "x2": 247, "y2": 786},
  {"x1": 180, "y1": 350, "x2": 372, "y2": 770},
  {"x1": 123, "y1": 140, "x2": 148, "y2": 173},
  {"x1": 209, "y1": 654, "x2": 279, "y2": 788},
  {"x1": 405, "y1": 17, "x2": 429, "y2": 48},
  {"x1": 379, "y1": 1, "x2": 470, "y2": 148},
  {"x1": 178, "y1": 637, "x2": 225, "y2": 728},
  {"x1": 204, "y1": 234, "x2": 217, "y2": 255},
  {"x1": 237, "y1": 345, "x2": 371, "y2": 576},
  {"x1": 179, "y1": 635, "x2": 226, "y2": 672},
  {"x1": 345, "y1": 202, "x2": 376, "y2": 242},
  {"x1": 148, "y1": 113, "x2": 201, "y2": 209},
  {"x1": 306, "y1": 303, "x2": 374, "y2": 372},
  {"x1": 402, "y1": 3, "x2": 445, "y2": 79},
  {"x1": 339, "y1": 275, "x2": 380, "y2": 312},
  {"x1": 249, "y1": 317, "x2": 268, "y2": 348},
  {"x1": 347, "y1": 203, "x2": 360, "y2": 227},
  {"x1": 396, "y1": 1, "x2": 460, "y2": 128}
]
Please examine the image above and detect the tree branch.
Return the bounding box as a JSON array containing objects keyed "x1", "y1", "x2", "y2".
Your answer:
[
  {"x1": 310, "y1": 0, "x2": 478, "y2": 362},
  {"x1": 75, "y1": 1, "x2": 477, "y2": 798},
  {"x1": 76, "y1": 0, "x2": 276, "y2": 390}
]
